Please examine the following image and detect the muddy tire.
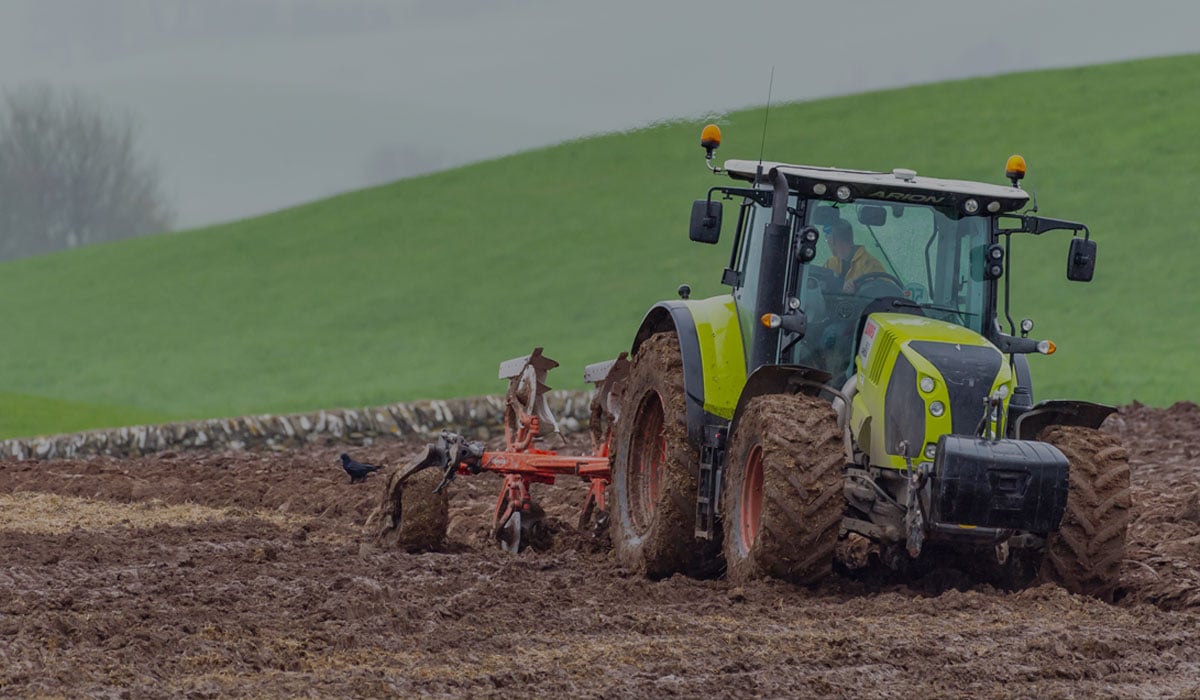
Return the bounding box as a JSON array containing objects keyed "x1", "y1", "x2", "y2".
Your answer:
[
  {"x1": 721, "y1": 393, "x2": 844, "y2": 585},
  {"x1": 369, "y1": 467, "x2": 450, "y2": 552},
  {"x1": 610, "y1": 332, "x2": 717, "y2": 578},
  {"x1": 1037, "y1": 425, "x2": 1132, "y2": 601}
]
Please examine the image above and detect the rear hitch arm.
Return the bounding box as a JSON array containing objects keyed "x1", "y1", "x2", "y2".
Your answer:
[
  {"x1": 394, "y1": 430, "x2": 485, "y2": 494},
  {"x1": 432, "y1": 431, "x2": 485, "y2": 493}
]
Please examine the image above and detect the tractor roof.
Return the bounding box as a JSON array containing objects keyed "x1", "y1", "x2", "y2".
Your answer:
[{"x1": 724, "y1": 159, "x2": 1030, "y2": 213}]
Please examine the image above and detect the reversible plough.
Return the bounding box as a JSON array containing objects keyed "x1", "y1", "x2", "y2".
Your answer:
[{"x1": 381, "y1": 348, "x2": 628, "y2": 552}]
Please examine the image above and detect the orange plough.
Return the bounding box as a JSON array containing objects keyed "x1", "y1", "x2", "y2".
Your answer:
[{"x1": 391, "y1": 348, "x2": 628, "y2": 552}]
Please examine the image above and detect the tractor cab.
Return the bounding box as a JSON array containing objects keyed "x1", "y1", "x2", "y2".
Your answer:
[{"x1": 705, "y1": 159, "x2": 1031, "y2": 388}]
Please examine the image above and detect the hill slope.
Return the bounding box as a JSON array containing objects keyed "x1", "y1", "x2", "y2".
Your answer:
[{"x1": 0, "y1": 54, "x2": 1196, "y2": 437}]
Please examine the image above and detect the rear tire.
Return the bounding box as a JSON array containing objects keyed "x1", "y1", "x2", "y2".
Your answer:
[
  {"x1": 611, "y1": 332, "x2": 716, "y2": 578},
  {"x1": 1037, "y1": 425, "x2": 1132, "y2": 601},
  {"x1": 721, "y1": 394, "x2": 844, "y2": 584}
]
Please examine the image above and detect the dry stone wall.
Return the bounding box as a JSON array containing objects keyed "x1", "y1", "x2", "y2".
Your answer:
[{"x1": 1, "y1": 391, "x2": 595, "y2": 461}]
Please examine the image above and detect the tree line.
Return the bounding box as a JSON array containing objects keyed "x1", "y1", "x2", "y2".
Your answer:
[{"x1": 0, "y1": 85, "x2": 174, "y2": 260}]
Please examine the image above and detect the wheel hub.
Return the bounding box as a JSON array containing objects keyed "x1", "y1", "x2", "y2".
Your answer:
[
  {"x1": 628, "y1": 390, "x2": 666, "y2": 533},
  {"x1": 739, "y1": 444, "x2": 764, "y2": 552}
]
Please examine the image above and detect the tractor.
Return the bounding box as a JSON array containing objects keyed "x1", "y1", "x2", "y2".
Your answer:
[{"x1": 606, "y1": 125, "x2": 1131, "y2": 599}]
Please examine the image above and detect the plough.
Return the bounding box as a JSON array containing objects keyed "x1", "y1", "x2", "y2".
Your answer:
[{"x1": 383, "y1": 348, "x2": 628, "y2": 552}]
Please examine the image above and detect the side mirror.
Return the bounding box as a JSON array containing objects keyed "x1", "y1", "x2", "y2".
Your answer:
[
  {"x1": 858, "y1": 205, "x2": 886, "y2": 227},
  {"x1": 1067, "y1": 237, "x2": 1096, "y2": 282},
  {"x1": 689, "y1": 199, "x2": 722, "y2": 244}
]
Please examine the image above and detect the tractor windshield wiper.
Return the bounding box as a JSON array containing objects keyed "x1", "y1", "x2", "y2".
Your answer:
[
  {"x1": 879, "y1": 297, "x2": 969, "y2": 316},
  {"x1": 885, "y1": 297, "x2": 977, "y2": 323},
  {"x1": 917, "y1": 302, "x2": 978, "y2": 317}
]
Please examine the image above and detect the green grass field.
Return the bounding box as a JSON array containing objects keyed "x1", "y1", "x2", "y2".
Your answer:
[
  {"x1": 0, "y1": 393, "x2": 173, "y2": 440},
  {"x1": 0, "y1": 54, "x2": 1196, "y2": 439}
]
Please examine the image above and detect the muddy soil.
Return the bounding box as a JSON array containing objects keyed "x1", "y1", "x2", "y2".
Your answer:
[{"x1": 0, "y1": 404, "x2": 1198, "y2": 698}]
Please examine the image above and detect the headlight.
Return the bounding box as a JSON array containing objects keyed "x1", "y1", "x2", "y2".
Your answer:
[
  {"x1": 836, "y1": 185, "x2": 852, "y2": 201},
  {"x1": 919, "y1": 376, "x2": 935, "y2": 393},
  {"x1": 963, "y1": 198, "x2": 979, "y2": 214},
  {"x1": 929, "y1": 401, "x2": 945, "y2": 417},
  {"x1": 924, "y1": 444, "x2": 938, "y2": 459}
]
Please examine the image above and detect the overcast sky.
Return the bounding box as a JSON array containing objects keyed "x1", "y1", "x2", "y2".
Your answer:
[{"x1": 1, "y1": 0, "x2": 1197, "y2": 228}]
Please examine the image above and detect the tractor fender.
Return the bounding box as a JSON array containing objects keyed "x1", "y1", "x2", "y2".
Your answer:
[
  {"x1": 729, "y1": 364, "x2": 833, "y2": 438},
  {"x1": 1013, "y1": 399, "x2": 1117, "y2": 440},
  {"x1": 632, "y1": 296, "x2": 746, "y2": 445}
]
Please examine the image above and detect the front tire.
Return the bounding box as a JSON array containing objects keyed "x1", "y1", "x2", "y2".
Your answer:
[
  {"x1": 721, "y1": 394, "x2": 844, "y2": 584},
  {"x1": 611, "y1": 332, "x2": 716, "y2": 578},
  {"x1": 1037, "y1": 425, "x2": 1132, "y2": 601}
]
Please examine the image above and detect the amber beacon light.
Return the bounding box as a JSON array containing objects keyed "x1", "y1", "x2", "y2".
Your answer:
[
  {"x1": 1005, "y1": 154, "x2": 1027, "y2": 187},
  {"x1": 701, "y1": 124, "x2": 722, "y2": 158}
]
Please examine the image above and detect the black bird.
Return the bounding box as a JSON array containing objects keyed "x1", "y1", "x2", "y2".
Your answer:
[{"x1": 340, "y1": 453, "x2": 382, "y2": 484}]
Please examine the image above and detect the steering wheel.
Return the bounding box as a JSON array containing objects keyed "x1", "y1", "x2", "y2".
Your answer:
[
  {"x1": 852, "y1": 271, "x2": 904, "y2": 289},
  {"x1": 820, "y1": 291, "x2": 864, "y2": 320}
]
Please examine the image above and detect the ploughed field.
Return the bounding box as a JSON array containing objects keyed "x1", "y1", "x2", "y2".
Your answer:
[{"x1": 0, "y1": 403, "x2": 1198, "y2": 698}]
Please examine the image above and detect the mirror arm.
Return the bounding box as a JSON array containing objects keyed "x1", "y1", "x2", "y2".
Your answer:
[
  {"x1": 1000, "y1": 214, "x2": 1089, "y2": 238},
  {"x1": 994, "y1": 333, "x2": 1040, "y2": 354},
  {"x1": 706, "y1": 186, "x2": 772, "y2": 208}
]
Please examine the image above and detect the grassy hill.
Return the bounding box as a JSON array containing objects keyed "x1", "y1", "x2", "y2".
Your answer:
[{"x1": 0, "y1": 54, "x2": 1196, "y2": 439}]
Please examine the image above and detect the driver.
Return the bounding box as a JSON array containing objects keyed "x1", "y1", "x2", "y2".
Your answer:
[{"x1": 823, "y1": 218, "x2": 886, "y2": 293}]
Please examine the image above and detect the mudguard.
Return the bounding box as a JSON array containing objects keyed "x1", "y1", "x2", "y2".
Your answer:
[
  {"x1": 1012, "y1": 400, "x2": 1117, "y2": 440},
  {"x1": 728, "y1": 365, "x2": 833, "y2": 436},
  {"x1": 632, "y1": 296, "x2": 746, "y2": 444}
]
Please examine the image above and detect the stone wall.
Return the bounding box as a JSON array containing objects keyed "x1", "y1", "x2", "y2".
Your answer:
[{"x1": 1, "y1": 391, "x2": 595, "y2": 461}]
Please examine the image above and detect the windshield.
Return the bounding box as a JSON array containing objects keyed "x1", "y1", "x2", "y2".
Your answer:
[{"x1": 787, "y1": 199, "x2": 991, "y2": 381}]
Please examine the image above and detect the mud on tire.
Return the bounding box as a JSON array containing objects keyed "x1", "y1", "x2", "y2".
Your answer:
[
  {"x1": 611, "y1": 332, "x2": 718, "y2": 578},
  {"x1": 721, "y1": 393, "x2": 844, "y2": 585},
  {"x1": 1037, "y1": 424, "x2": 1132, "y2": 602}
]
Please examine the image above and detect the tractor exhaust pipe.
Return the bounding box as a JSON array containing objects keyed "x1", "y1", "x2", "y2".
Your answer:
[{"x1": 749, "y1": 168, "x2": 791, "y2": 373}]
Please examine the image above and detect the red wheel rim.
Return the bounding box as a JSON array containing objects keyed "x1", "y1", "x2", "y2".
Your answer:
[
  {"x1": 628, "y1": 390, "x2": 666, "y2": 533},
  {"x1": 739, "y1": 445, "x2": 764, "y2": 552}
]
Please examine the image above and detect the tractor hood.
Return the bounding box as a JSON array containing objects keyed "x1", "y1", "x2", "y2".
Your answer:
[{"x1": 852, "y1": 313, "x2": 1015, "y2": 469}]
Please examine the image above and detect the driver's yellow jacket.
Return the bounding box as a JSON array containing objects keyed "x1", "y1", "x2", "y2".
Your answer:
[{"x1": 824, "y1": 245, "x2": 886, "y2": 282}]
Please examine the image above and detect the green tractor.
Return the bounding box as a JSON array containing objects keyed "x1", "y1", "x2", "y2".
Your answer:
[{"x1": 607, "y1": 125, "x2": 1131, "y2": 600}]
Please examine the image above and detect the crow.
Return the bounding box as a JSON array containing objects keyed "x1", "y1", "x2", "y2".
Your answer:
[{"x1": 340, "y1": 453, "x2": 382, "y2": 484}]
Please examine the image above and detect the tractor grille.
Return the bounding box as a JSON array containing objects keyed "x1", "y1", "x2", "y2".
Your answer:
[
  {"x1": 884, "y1": 353, "x2": 924, "y2": 456},
  {"x1": 908, "y1": 341, "x2": 1003, "y2": 436}
]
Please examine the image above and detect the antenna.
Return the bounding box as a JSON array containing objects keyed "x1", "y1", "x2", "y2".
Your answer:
[{"x1": 755, "y1": 66, "x2": 775, "y2": 186}]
